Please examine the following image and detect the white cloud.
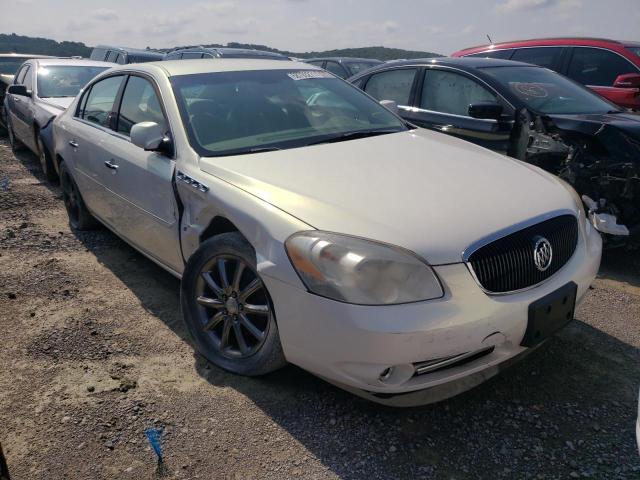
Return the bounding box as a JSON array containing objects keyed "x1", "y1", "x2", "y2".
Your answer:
[
  {"x1": 93, "y1": 8, "x2": 118, "y2": 21},
  {"x1": 495, "y1": 0, "x2": 557, "y2": 13}
]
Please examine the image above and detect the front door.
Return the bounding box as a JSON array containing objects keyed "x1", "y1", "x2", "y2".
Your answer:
[
  {"x1": 410, "y1": 68, "x2": 513, "y2": 154},
  {"x1": 100, "y1": 75, "x2": 182, "y2": 271}
]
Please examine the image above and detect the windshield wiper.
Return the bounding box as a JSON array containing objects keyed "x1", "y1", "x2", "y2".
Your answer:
[{"x1": 304, "y1": 129, "x2": 401, "y2": 147}]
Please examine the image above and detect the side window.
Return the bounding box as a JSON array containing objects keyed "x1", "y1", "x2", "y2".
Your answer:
[
  {"x1": 306, "y1": 60, "x2": 325, "y2": 67},
  {"x1": 364, "y1": 68, "x2": 417, "y2": 105},
  {"x1": 567, "y1": 47, "x2": 639, "y2": 86},
  {"x1": 324, "y1": 61, "x2": 348, "y2": 79},
  {"x1": 421, "y1": 69, "x2": 498, "y2": 116},
  {"x1": 467, "y1": 49, "x2": 514, "y2": 59},
  {"x1": 116, "y1": 76, "x2": 167, "y2": 136},
  {"x1": 181, "y1": 52, "x2": 203, "y2": 59},
  {"x1": 351, "y1": 76, "x2": 368, "y2": 89},
  {"x1": 14, "y1": 65, "x2": 29, "y2": 84},
  {"x1": 22, "y1": 66, "x2": 33, "y2": 91},
  {"x1": 511, "y1": 47, "x2": 563, "y2": 69},
  {"x1": 165, "y1": 52, "x2": 182, "y2": 60},
  {"x1": 202, "y1": 53, "x2": 214, "y2": 59},
  {"x1": 115, "y1": 54, "x2": 126, "y2": 65},
  {"x1": 91, "y1": 48, "x2": 107, "y2": 61},
  {"x1": 78, "y1": 75, "x2": 124, "y2": 127}
]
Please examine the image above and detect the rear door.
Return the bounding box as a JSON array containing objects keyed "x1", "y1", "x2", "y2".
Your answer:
[
  {"x1": 410, "y1": 67, "x2": 513, "y2": 153},
  {"x1": 100, "y1": 74, "x2": 182, "y2": 271},
  {"x1": 69, "y1": 74, "x2": 126, "y2": 221}
]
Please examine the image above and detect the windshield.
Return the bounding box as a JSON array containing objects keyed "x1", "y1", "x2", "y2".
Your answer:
[
  {"x1": 481, "y1": 66, "x2": 620, "y2": 114},
  {"x1": 171, "y1": 69, "x2": 406, "y2": 156},
  {"x1": 345, "y1": 61, "x2": 381, "y2": 76},
  {"x1": 37, "y1": 66, "x2": 109, "y2": 98},
  {"x1": 0, "y1": 57, "x2": 31, "y2": 76}
]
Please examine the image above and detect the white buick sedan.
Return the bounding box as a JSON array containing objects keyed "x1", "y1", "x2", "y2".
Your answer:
[{"x1": 53, "y1": 60, "x2": 602, "y2": 406}]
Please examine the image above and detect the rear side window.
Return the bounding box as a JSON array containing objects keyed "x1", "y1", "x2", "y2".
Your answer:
[
  {"x1": 106, "y1": 51, "x2": 120, "y2": 63},
  {"x1": 165, "y1": 52, "x2": 182, "y2": 60},
  {"x1": 90, "y1": 48, "x2": 107, "y2": 61},
  {"x1": 567, "y1": 47, "x2": 639, "y2": 86},
  {"x1": 421, "y1": 69, "x2": 497, "y2": 116},
  {"x1": 78, "y1": 75, "x2": 124, "y2": 127},
  {"x1": 364, "y1": 68, "x2": 417, "y2": 105},
  {"x1": 116, "y1": 76, "x2": 167, "y2": 136},
  {"x1": 324, "y1": 61, "x2": 348, "y2": 78},
  {"x1": 511, "y1": 47, "x2": 563, "y2": 69},
  {"x1": 467, "y1": 49, "x2": 514, "y2": 59}
]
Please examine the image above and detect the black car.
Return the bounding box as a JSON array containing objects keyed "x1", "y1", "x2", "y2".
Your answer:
[
  {"x1": 349, "y1": 57, "x2": 640, "y2": 241},
  {"x1": 163, "y1": 47, "x2": 290, "y2": 61},
  {"x1": 90, "y1": 45, "x2": 164, "y2": 64},
  {"x1": 305, "y1": 57, "x2": 383, "y2": 79}
]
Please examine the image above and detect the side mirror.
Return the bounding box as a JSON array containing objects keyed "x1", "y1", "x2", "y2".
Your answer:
[
  {"x1": 613, "y1": 73, "x2": 640, "y2": 89},
  {"x1": 380, "y1": 99, "x2": 399, "y2": 114},
  {"x1": 131, "y1": 121, "x2": 167, "y2": 152},
  {"x1": 468, "y1": 102, "x2": 503, "y2": 120},
  {"x1": 7, "y1": 84, "x2": 31, "y2": 97}
]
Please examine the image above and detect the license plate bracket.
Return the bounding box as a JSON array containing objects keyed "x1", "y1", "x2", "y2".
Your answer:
[{"x1": 521, "y1": 282, "x2": 577, "y2": 348}]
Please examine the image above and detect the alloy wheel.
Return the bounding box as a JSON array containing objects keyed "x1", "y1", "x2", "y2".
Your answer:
[{"x1": 195, "y1": 255, "x2": 272, "y2": 359}]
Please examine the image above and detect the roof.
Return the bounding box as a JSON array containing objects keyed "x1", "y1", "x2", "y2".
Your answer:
[
  {"x1": 351, "y1": 56, "x2": 536, "y2": 75},
  {"x1": 452, "y1": 37, "x2": 640, "y2": 56},
  {"x1": 93, "y1": 45, "x2": 164, "y2": 57},
  {"x1": 32, "y1": 58, "x2": 113, "y2": 68},
  {"x1": 132, "y1": 58, "x2": 321, "y2": 77},
  {"x1": 0, "y1": 53, "x2": 56, "y2": 59},
  {"x1": 305, "y1": 57, "x2": 382, "y2": 63},
  {"x1": 165, "y1": 47, "x2": 289, "y2": 59}
]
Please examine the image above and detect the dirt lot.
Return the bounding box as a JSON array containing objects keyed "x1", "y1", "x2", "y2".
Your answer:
[{"x1": 0, "y1": 136, "x2": 639, "y2": 480}]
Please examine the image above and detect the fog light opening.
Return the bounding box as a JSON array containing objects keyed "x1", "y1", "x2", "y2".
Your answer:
[{"x1": 379, "y1": 367, "x2": 394, "y2": 382}]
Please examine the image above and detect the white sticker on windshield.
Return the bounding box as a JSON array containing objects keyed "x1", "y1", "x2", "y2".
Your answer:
[{"x1": 287, "y1": 70, "x2": 333, "y2": 81}]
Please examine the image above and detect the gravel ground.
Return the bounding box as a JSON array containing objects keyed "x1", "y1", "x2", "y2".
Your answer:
[{"x1": 0, "y1": 136, "x2": 639, "y2": 479}]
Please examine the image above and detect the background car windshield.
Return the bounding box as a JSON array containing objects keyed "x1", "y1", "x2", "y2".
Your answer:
[
  {"x1": 171, "y1": 69, "x2": 406, "y2": 156},
  {"x1": 37, "y1": 66, "x2": 109, "y2": 98},
  {"x1": 481, "y1": 66, "x2": 618, "y2": 114},
  {"x1": 0, "y1": 58, "x2": 29, "y2": 75}
]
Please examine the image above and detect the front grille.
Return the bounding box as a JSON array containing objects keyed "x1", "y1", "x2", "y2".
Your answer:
[{"x1": 467, "y1": 215, "x2": 579, "y2": 293}]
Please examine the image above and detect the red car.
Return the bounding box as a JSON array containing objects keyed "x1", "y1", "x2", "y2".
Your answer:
[{"x1": 452, "y1": 37, "x2": 640, "y2": 109}]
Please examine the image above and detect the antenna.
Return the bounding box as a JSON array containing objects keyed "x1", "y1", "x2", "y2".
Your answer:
[{"x1": 486, "y1": 34, "x2": 493, "y2": 45}]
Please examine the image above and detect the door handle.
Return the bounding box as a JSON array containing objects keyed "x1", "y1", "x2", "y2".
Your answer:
[
  {"x1": 104, "y1": 159, "x2": 119, "y2": 170},
  {"x1": 68, "y1": 140, "x2": 79, "y2": 148},
  {"x1": 14, "y1": 97, "x2": 21, "y2": 103}
]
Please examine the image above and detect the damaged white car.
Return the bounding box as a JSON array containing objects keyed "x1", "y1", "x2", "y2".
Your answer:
[{"x1": 53, "y1": 59, "x2": 602, "y2": 406}]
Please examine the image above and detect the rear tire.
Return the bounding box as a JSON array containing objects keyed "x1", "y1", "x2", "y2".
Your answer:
[
  {"x1": 59, "y1": 161, "x2": 98, "y2": 231},
  {"x1": 37, "y1": 134, "x2": 58, "y2": 182},
  {"x1": 181, "y1": 232, "x2": 287, "y2": 376}
]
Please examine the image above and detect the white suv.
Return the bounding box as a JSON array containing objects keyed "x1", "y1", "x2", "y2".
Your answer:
[{"x1": 52, "y1": 59, "x2": 602, "y2": 406}]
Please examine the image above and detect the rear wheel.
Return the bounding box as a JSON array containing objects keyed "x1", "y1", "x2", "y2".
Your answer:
[
  {"x1": 181, "y1": 232, "x2": 287, "y2": 376},
  {"x1": 59, "y1": 161, "x2": 98, "y2": 230},
  {"x1": 37, "y1": 134, "x2": 58, "y2": 182}
]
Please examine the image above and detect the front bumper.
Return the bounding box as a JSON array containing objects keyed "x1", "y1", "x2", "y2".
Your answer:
[{"x1": 263, "y1": 221, "x2": 602, "y2": 405}]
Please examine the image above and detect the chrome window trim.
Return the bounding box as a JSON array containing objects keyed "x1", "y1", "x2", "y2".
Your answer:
[
  {"x1": 462, "y1": 209, "x2": 578, "y2": 296},
  {"x1": 400, "y1": 105, "x2": 499, "y2": 124}
]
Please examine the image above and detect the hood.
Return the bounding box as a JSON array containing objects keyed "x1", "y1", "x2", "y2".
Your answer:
[
  {"x1": 545, "y1": 112, "x2": 640, "y2": 164},
  {"x1": 39, "y1": 96, "x2": 75, "y2": 112},
  {"x1": 200, "y1": 129, "x2": 577, "y2": 265}
]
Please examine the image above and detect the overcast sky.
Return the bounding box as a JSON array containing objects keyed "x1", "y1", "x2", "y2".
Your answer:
[{"x1": 2, "y1": 0, "x2": 639, "y2": 54}]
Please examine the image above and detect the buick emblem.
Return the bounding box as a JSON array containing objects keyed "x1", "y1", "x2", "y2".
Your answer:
[{"x1": 533, "y1": 236, "x2": 553, "y2": 272}]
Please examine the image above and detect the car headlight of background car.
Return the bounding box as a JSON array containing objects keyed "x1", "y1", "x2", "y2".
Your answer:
[{"x1": 285, "y1": 231, "x2": 443, "y2": 305}]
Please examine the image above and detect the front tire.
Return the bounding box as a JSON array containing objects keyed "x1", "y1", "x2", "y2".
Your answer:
[
  {"x1": 37, "y1": 134, "x2": 58, "y2": 182},
  {"x1": 181, "y1": 232, "x2": 287, "y2": 376},
  {"x1": 59, "y1": 161, "x2": 98, "y2": 230},
  {"x1": 7, "y1": 120, "x2": 24, "y2": 152}
]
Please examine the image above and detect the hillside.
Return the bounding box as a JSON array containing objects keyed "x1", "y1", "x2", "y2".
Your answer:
[
  {"x1": 0, "y1": 33, "x2": 441, "y2": 60},
  {"x1": 0, "y1": 33, "x2": 90, "y2": 57}
]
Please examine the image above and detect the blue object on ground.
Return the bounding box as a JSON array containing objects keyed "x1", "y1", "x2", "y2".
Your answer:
[{"x1": 145, "y1": 428, "x2": 163, "y2": 461}]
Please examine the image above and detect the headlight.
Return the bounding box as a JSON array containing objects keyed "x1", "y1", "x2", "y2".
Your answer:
[{"x1": 285, "y1": 231, "x2": 443, "y2": 305}]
